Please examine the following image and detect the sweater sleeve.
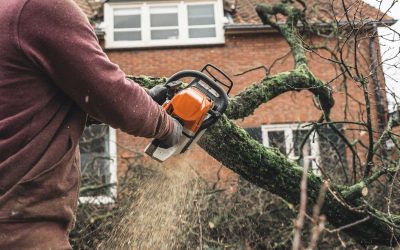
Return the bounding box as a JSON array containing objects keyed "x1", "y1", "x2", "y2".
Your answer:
[{"x1": 17, "y1": 0, "x2": 173, "y2": 139}]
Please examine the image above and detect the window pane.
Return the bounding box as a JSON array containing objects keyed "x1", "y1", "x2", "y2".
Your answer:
[
  {"x1": 80, "y1": 125, "x2": 109, "y2": 153},
  {"x1": 188, "y1": 5, "x2": 215, "y2": 25},
  {"x1": 317, "y1": 124, "x2": 347, "y2": 181},
  {"x1": 293, "y1": 130, "x2": 311, "y2": 157},
  {"x1": 150, "y1": 6, "x2": 178, "y2": 27},
  {"x1": 268, "y1": 131, "x2": 286, "y2": 155},
  {"x1": 189, "y1": 27, "x2": 216, "y2": 38},
  {"x1": 114, "y1": 31, "x2": 141, "y2": 41},
  {"x1": 151, "y1": 29, "x2": 179, "y2": 40},
  {"x1": 151, "y1": 13, "x2": 178, "y2": 27},
  {"x1": 79, "y1": 125, "x2": 112, "y2": 197},
  {"x1": 114, "y1": 15, "x2": 141, "y2": 29}
]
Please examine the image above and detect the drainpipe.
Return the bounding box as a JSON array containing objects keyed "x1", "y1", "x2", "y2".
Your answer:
[
  {"x1": 369, "y1": 23, "x2": 388, "y2": 156},
  {"x1": 369, "y1": 24, "x2": 388, "y2": 133}
]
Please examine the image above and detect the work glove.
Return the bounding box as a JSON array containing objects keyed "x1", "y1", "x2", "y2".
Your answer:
[
  {"x1": 148, "y1": 81, "x2": 182, "y2": 105},
  {"x1": 148, "y1": 85, "x2": 168, "y2": 105},
  {"x1": 159, "y1": 118, "x2": 183, "y2": 148}
]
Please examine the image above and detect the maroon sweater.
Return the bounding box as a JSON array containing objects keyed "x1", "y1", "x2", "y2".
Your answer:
[{"x1": 0, "y1": 0, "x2": 173, "y2": 248}]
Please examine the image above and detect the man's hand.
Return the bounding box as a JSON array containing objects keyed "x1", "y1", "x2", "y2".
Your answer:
[
  {"x1": 148, "y1": 85, "x2": 168, "y2": 105},
  {"x1": 159, "y1": 118, "x2": 183, "y2": 147},
  {"x1": 148, "y1": 82, "x2": 182, "y2": 105}
]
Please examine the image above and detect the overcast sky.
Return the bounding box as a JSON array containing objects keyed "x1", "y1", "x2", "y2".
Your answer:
[{"x1": 363, "y1": 0, "x2": 399, "y2": 112}]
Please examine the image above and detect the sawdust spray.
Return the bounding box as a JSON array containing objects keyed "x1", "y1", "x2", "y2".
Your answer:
[{"x1": 98, "y1": 158, "x2": 201, "y2": 250}]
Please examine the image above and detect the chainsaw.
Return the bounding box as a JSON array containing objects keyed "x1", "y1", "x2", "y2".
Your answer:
[{"x1": 145, "y1": 64, "x2": 233, "y2": 162}]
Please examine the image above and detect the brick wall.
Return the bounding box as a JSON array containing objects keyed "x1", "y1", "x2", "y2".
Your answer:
[{"x1": 104, "y1": 31, "x2": 387, "y2": 186}]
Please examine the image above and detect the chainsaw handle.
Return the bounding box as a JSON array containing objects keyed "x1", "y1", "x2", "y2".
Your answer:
[
  {"x1": 165, "y1": 70, "x2": 229, "y2": 130},
  {"x1": 166, "y1": 70, "x2": 229, "y2": 112}
]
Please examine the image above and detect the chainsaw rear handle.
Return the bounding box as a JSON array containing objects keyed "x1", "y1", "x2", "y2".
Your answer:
[{"x1": 165, "y1": 70, "x2": 229, "y2": 129}]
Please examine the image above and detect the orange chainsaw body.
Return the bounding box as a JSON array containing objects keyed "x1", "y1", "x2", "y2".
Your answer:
[
  {"x1": 144, "y1": 65, "x2": 233, "y2": 162},
  {"x1": 163, "y1": 88, "x2": 213, "y2": 134}
]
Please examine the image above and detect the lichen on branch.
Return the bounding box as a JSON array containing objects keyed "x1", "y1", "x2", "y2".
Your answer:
[
  {"x1": 227, "y1": 65, "x2": 334, "y2": 120},
  {"x1": 256, "y1": 3, "x2": 308, "y2": 68}
]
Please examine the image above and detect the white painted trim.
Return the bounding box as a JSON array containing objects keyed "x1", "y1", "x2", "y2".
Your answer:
[
  {"x1": 104, "y1": 0, "x2": 225, "y2": 49},
  {"x1": 79, "y1": 195, "x2": 116, "y2": 205},
  {"x1": 108, "y1": 127, "x2": 118, "y2": 198}
]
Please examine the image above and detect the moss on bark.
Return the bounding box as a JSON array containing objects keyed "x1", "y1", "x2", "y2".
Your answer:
[{"x1": 198, "y1": 116, "x2": 400, "y2": 246}]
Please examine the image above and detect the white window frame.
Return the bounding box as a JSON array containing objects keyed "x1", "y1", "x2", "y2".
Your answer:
[
  {"x1": 261, "y1": 124, "x2": 321, "y2": 174},
  {"x1": 112, "y1": 8, "x2": 142, "y2": 42},
  {"x1": 79, "y1": 127, "x2": 118, "y2": 205},
  {"x1": 149, "y1": 5, "x2": 180, "y2": 40},
  {"x1": 104, "y1": 0, "x2": 225, "y2": 49}
]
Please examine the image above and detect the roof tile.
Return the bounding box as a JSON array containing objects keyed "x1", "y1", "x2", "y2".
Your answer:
[{"x1": 226, "y1": 0, "x2": 394, "y2": 24}]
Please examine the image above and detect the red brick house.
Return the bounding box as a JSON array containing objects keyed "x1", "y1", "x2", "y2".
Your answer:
[{"x1": 73, "y1": 0, "x2": 396, "y2": 202}]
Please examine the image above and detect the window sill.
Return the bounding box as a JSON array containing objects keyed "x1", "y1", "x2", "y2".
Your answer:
[
  {"x1": 79, "y1": 195, "x2": 116, "y2": 205},
  {"x1": 104, "y1": 38, "x2": 225, "y2": 50}
]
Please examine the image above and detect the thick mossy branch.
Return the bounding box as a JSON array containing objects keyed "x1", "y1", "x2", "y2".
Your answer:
[
  {"x1": 128, "y1": 69, "x2": 334, "y2": 121},
  {"x1": 198, "y1": 116, "x2": 400, "y2": 246},
  {"x1": 256, "y1": 3, "x2": 307, "y2": 68},
  {"x1": 227, "y1": 65, "x2": 334, "y2": 119}
]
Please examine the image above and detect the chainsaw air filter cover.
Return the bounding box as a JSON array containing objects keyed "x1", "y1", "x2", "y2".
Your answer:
[{"x1": 163, "y1": 88, "x2": 213, "y2": 135}]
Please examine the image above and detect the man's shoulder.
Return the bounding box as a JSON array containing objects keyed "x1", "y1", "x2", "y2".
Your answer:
[
  {"x1": 16, "y1": 0, "x2": 85, "y2": 22},
  {"x1": 18, "y1": 0, "x2": 88, "y2": 31},
  {"x1": 0, "y1": 0, "x2": 27, "y2": 18}
]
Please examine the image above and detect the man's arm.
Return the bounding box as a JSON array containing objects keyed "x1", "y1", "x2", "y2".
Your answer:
[{"x1": 17, "y1": 0, "x2": 173, "y2": 139}]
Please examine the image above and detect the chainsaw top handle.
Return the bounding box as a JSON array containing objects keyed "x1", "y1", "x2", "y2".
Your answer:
[{"x1": 165, "y1": 70, "x2": 229, "y2": 130}]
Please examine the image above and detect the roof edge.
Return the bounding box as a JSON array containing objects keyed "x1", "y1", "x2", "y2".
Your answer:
[{"x1": 225, "y1": 19, "x2": 397, "y2": 34}]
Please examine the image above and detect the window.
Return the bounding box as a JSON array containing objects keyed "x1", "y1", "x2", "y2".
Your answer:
[
  {"x1": 261, "y1": 124, "x2": 321, "y2": 174},
  {"x1": 104, "y1": 0, "x2": 225, "y2": 48},
  {"x1": 187, "y1": 4, "x2": 216, "y2": 38},
  {"x1": 79, "y1": 125, "x2": 117, "y2": 204},
  {"x1": 113, "y1": 8, "x2": 141, "y2": 41},
  {"x1": 150, "y1": 6, "x2": 179, "y2": 40}
]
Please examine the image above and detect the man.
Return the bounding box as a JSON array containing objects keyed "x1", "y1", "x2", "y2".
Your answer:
[{"x1": 0, "y1": 0, "x2": 182, "y2": 248}]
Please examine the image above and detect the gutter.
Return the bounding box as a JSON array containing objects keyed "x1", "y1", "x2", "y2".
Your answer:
[
  {"x1": 224, "y1": 19, "x2": 397, "y2": 35},
  {"x1": 224, "y1": 24, "x2": 277, "y2": 34}
]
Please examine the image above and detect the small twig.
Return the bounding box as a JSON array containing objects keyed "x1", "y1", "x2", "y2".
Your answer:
[
  {"x1": 372, "y1": 117, "x2": 394, "y2": 156},
  {"x1": 326, "y1": 184, "x2": 366, "y2": 213},
  {"x1": 297, "y1": 115, "x2": 324, "y2": 163},
  {"x1": 234, "y1": 65, "x2": 269, "y2": 76},
  {"x1": 363, "y1": 81, "x2": 375, "y2": 178},
  {"x1": 326, "y1": 216, "x2": 370, "y2": 233},
  {"x1": 387, "y1": 159, "x2": 400, "y2": 220},
  {"x1": 292, "y1": 160, "x2": 309, "y2": 250},
  {"x1": 307, "y1": 181, "x2": 329, "y2": 250}
]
